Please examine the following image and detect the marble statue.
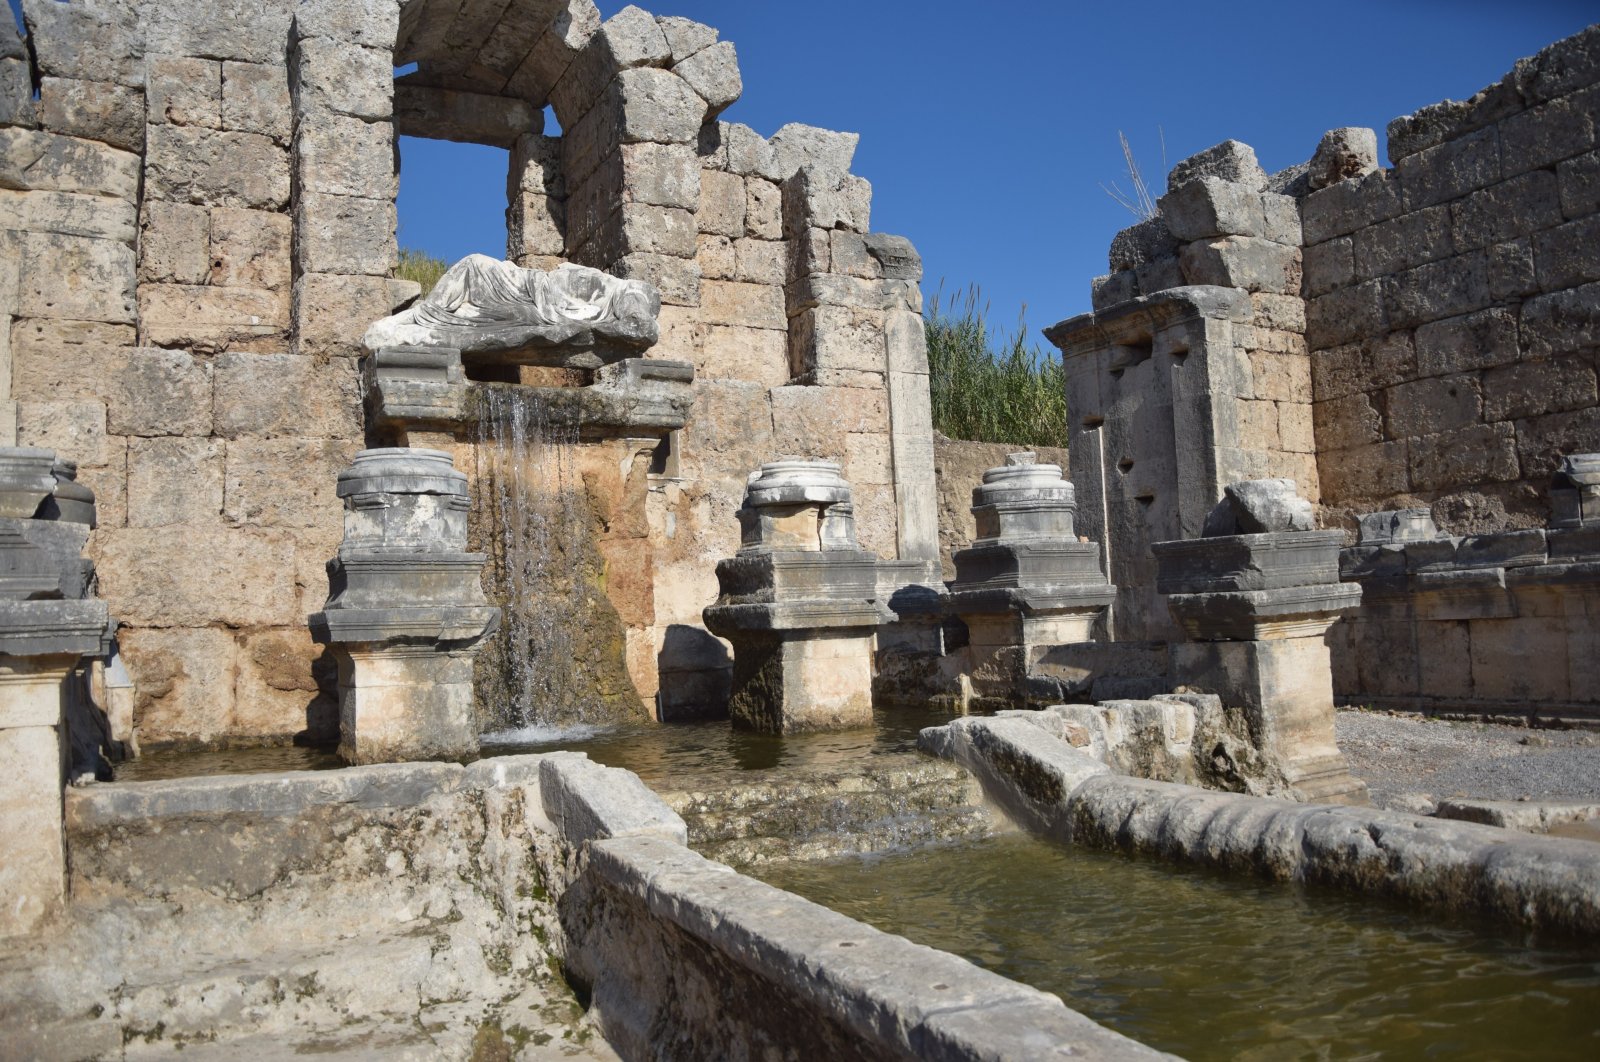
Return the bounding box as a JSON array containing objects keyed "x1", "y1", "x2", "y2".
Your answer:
[{"x1": 364, "y1": 254, "x2": 660, "y2": 357}]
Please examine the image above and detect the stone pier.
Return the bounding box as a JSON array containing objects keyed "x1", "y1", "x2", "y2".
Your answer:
[
  {"x1": 310, "y1": 449, "x2": 499, "y2": 765},
  {"x1": 704, "y1": 459, "x2": 894, "y2": 733},
  {"x1": 1154, "y1": 480, "x2": 1368, "y2": 805},
  {"x1": 0, "y1": 447, "x2": 109, "y2": 937},
  {"x1": 946, "y1": 453, "x2": 1116, "y2": 710}
]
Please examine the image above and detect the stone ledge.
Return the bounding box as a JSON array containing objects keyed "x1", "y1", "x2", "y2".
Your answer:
[
  {"x1": 921, "y1": 714, "x2": 1600, "y2": 937},
  {"x1": 576, "y1": 833, "x2": 1172, "y2": 1061}
]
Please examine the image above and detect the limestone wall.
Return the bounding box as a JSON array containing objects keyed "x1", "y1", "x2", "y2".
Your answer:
[
  {"x1": 1304, "y1": 27, "x2": 1600, "y2": 534},
  {"x1": 1, "y1": 1, "x2": 941, "y2": 744}
]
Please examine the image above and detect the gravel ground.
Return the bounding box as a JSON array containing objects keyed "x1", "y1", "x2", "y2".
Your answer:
[{"x1": 1334, "y1": 709, "x2": 1600, "y2": 812}]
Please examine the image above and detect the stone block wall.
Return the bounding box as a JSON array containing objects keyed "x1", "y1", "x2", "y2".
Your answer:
[
  {"x1": 3, "y1": 0, "x2": 941, "y2": 743},
  {"x1": 1302, "y1": 28, "x2": 1600, "y2": 534}
]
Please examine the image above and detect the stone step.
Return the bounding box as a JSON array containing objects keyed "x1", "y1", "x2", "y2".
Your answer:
[{"x1": 696, "y1": 804, "x2": 1001, "y2": 869}]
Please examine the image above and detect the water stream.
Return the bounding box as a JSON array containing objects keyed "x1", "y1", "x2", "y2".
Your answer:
[
  {"x1": 760, "y1": 834, "x2": 1600, "y2": 1061},
  {"x1": 471, "y1": 385, "x2": 645, "y2": 728}
]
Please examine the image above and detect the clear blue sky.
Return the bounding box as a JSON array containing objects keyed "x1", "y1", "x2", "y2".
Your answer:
[{"x1": 9, "y1": 0, "x2": 1596, "y2": 344}]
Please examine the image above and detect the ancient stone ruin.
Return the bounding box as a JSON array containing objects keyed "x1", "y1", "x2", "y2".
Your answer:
[{"x1": 2, "y1": 2, "x2": 1600, "y2": 1059}]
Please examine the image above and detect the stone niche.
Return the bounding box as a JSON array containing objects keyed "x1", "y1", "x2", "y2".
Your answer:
[{"x1": 704, "y1": 460, "x2": 894, "y2": 733}]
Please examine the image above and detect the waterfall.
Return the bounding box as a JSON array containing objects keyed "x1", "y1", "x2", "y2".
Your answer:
[{"x1": 472, "y1": 384, "x2": 646, "y2": 732}]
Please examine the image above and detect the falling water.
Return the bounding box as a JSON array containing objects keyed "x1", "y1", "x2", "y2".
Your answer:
[{"x1": 472, "y1": 384, "x2": 646, "y2": 732}]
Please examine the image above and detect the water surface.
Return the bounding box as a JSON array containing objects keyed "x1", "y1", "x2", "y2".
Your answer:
[{"x1": 760, "y1": 834, "x2": 1600, "y2": 1061}]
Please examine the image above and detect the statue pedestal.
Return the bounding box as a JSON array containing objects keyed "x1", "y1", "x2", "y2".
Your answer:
[
  {"x1": 704, "y1": 461, "x2": 893, "y2": 734},
  {"x1": 310, "y1": 449, "x2": 498, "y2": 765},
  {"x1": 1157, "y1": 526, "x2": 1368, "y2": 806}
]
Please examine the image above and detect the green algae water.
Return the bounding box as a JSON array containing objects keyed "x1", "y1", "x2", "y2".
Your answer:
[{"x1": 759, "y1": 834, "x2": 1600, "y2": 1061}]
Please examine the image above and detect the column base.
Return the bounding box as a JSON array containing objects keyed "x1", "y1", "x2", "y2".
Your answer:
[
  {"x1": 727, "y1": 629, "x2": 875, "y2": 734},
  {"x1": 1171, "y1": 635, "x2": 1369, "y2": 806},
  {"x1": 335, "y1": 644, "x2": 481, "y2": 765}
]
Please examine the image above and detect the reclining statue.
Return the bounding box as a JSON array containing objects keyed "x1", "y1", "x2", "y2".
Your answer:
[{"x1": 364, "y1": 254, "x2": 660, "y2": 360}]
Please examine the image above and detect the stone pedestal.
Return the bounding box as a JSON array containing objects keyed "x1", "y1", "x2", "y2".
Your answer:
[
  {"x1": 946, "y1": 454, "x2": 1115, "y2": 709},
  {"x1": 0, "y1": 446, "x2": 109, "y2": 938},
  {"x1": 310, "y1": 449, "x2": 499, "y2": 765},
  {"x1": 1154, "y1": 481, "x2": 1367, "y2": 805},
  {"x1": 704, "y1": 460, "x2": 894, "y2": 734}
]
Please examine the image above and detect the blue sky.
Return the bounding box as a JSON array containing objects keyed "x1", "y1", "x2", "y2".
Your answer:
[{"x1": 9, "y1": 0, "x2": 1596, "y2": 344}]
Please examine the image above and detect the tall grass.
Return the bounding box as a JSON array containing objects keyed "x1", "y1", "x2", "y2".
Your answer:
[
  {"x1": 925, "y1": 285, "x2": 1068, "y2": 449},
  {"x1": 395, "y1": 247, "x2": 449, "y2": 294}
]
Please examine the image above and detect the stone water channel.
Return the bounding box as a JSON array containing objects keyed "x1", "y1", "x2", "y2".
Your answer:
[{"x1": 113, "y1": 717, "x2": 1600, "y2": 1060}]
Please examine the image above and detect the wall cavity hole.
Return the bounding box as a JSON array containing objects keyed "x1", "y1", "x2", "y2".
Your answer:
[
  {"x1": 1136, "y1": 493, "x2": 1155, "y2": 506},
  {"x1": 1082, "y1": 414, "x2": 1105, "y2": 429},
  {"x1": 932, "y1": 983, "x2": 950, "y2": 991},
  {"x1": 1117, "y1": 458, "x2": 1134, "y2": 474},
  {"x1": 1170, "y1": 347, "x2": 1189, "y2": 361}
]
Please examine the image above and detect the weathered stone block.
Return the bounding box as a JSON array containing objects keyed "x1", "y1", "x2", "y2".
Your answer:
[
  {"x1": 1532, "y1": 212, "x2": 1600, "y2": 292},
  {"x1": 1312, "y1": 393, "x2": 1382, "y2": 451},
  {"x1": 1158, "y1": 176, "x2": 1266, "y2": 241},
  {"x1": 830, "y1": 230, "x2": 879, "y2": 279},
  {"x1": 14, "y1": 400, "x2": 111, "y2": 468},
  {"x1": 1385, "y1": 374, "x2": 1482, "y2": 436},
  {"x1": 509, "y1": 192, "x2": 567, "y2": 258},
  {"x1": 296, "y1": 39, "x2": 393, "y2": 120},
  {"x1": 0, "y1": 57, "x2": 34, "y2": 127},
  {"x1": 1487, "y1": 237, "x2": 1539, "y2": 301},
  {"x1": 1397, "y1": 126, "x2": 1502, "y2": 209},
  {"x1": 696, "y1": 233, "x2": 736, "y2": 279},
  {"x1": 18, "y1": 232, "x2": 135, "y2": 324},
  {"x1": 672, "y1": 39, "x2": 740, "y2": 119},
  {"x1": 698, "y1": 168, "x2": 746, "y2": 237},
  {"x1": 1308, "y1": 127, "x2": 1380, "y2": 190},
  {"x1": 1521, "y1": 279, "x2": 1600, "y2": 358},
  {"x1": 9, "y1": 322, "x2": 131, "y2": 400},
  {"x1": 235, "y1": 627, "x2": 336, "y2": 742},
  {"x1": 0, "y1": 129, "x2": 139, "y2": 202},
  {"x1": 699, "y1": 279, "x2": 785, "y2": 329},
  {"x1": 1167, "y1": 139, "x2": 1267, "y2": 191},
  {"x1": 612, "y1": 252, "x2": 701, "y2": 306},
  {"x1": 1557, "y1": 148, "x2": 1600, "y2": 219},
  {"x1": 1107, "y1": 215, "x2": 1178, "y2": 272},
  {"x1": 213, "y1": 352, "x2": 362, "y2": 440},
  {"x1": 1301, "y1": 170, "x2": 1403, "y2": 244},
  {"x1": 1384, "y1": 251, "x2": 1490, "y2": 330},
  {"x1": 1352, "y1": 205, "x2": 1453, "y2": 279},
  {"x1": 297, "y1": 193, "x2": 397, "y2": 276},
  {"x1": 21, "y1": 0, "x2": 143, "y2": 87},
  {"x1": 765, "y1": 122, "x2": 859, "y2": 181},
  {"x1": 209, "y1": 206, "x2": 293, "y2": 290},
  {"x1": 37, "y1": 78, "x2": 143, "y2": 153},
  {"x1": 146, "y1": 56, "x2": 222, "y2": 128},
  {"x1": 790, "y1": 304, "x2": 885, "y2": 375},
  {"x1": 296, "y1": 113, "x2": 396, "y2": 199},
  {"x1": 1513, "y1": 406, "x2": 1600, "y2": 481},
  {"x1": 145, "y1": 126, "x2": 290, "y2": 209},
  {"x1": 294, "y1": 273, "x2": 395, "y2": 357},
  {"x1": 1450, "y1": 169, "x2": 1563, "y2": 251},
  {"x1": 141, "y1": 0, "x2": 292, "y2": 65},
  {"x1": 1318, "y1": 439, "x2": 1409, "y2": 501},
  {"x1": 745, "y1": 178, "x2": 781, "y2": 239},
  {"x1": 1499, "y1": 89, "x2": 1597, "y2": 176},
  {"x1": 138, "y1": 200, "x2": 209, "y2": 284},
  {"x1": 1482, "y1": 355, "x2": 1599, "y2": 422},
  {"x1": 222, "y1": 61, "x2": 293, "y2": 143},
  {"x1": 734, "y1": 239, "x2": 785, "y2": 285},
  {"x1": 615, "y1": 141, "x2": 697, "y2": 208},
  {"x1": 107, "y1": 348, "x2": 213, "y2": 437},
  {"x1": 1090, "y1": 270, "x2": 1139, "y2": 310},
  {"x1": 615, "y1": 68, "x2": 707, "y2": 146},
  {"x1": 1412, "y1": 306, "x2": 1517, "y2": 376},
  {"x1": 126, "y1": 437, "x2": 223, "y2": 527},
  {"x1": 0, "y1": 188, "x2": 136, "y2": 245},
  {"x1": 697, "y1": 325, "x2": 788, "y2": 388},
  {"x1": 95, "y1": 526, "x2": 299, "y2": 628},
  {"x1": 117, "y1": 627, "x2": 238, "y2": 744},
  {"x1": 771, "y1": 385, "x2": 889, "y2": 451},
  {"x1": 1409, "y1": 422, "x2": 1518, "y2": 491},
  {"x1": 137, "y1": 284, "x2": 289, "y2": 352},
  {"x1": 1181, "y1": 236, "x2": 1300, "y2": 294},
  {"x1": 657, "y1": 14, "x2": 717, "y2": 61},
  {"x1": 224, "y1": 438, "x2": 359, "y2": 528}
]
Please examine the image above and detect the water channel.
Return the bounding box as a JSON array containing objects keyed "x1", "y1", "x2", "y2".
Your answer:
[{"x1": 761, "y1": 833, "x2": 1600, "y2": 1061}]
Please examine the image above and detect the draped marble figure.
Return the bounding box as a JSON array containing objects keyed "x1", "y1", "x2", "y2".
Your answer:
[{"x1": 364, "y1": 254, "x2": 660, "y2": 357}]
